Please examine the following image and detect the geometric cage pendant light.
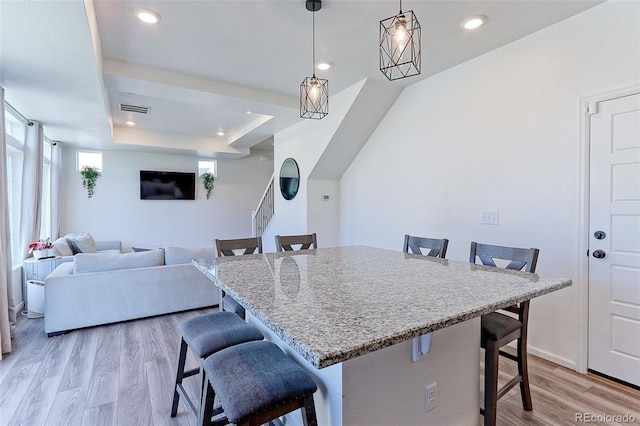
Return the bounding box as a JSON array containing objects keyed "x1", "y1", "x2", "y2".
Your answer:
[
  {"x1": 379, "y1": 0, "x2": 421, "y2": 81},
  {"x1": 300, "y1": 0, "x2": 328, "y2": 119}
]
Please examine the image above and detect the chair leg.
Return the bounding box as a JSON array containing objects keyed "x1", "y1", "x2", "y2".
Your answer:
[
  {"x1": 198, "y1": 374, "x2": 216, "y2": 426},
  {"x1": 171, "y1": 338, "x2": 189, "y2": 417},
  {"x1": 301, "y1": 394, "x2": 318, "y2": 426},
  {"x1": 517, "y1": 336, "x2": 533, "y2": 411},
  {"x1": 484, "y1": 342, "x2": 500, "y2": 426}
]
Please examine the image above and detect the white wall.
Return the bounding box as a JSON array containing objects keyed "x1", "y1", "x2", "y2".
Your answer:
[
  {"x1": 60, "y1": 148, "x2": 273, "y2": 248},
  {"x1": 339, "y1": 1, "x2": 640, "y2": 369}
]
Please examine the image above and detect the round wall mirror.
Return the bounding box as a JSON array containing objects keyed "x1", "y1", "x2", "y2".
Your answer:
[{"x1": 279, "y1": 158, "x2": 300, "y2": 200}]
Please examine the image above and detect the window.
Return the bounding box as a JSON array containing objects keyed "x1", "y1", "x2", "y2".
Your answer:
[
  {"x1": 198, "y1": 160, "x2": 217, "y2": 177},
  {"x1": 4, "y1": 106, "x2": 26, "y2": 264},
  {"x1": 77, "y1": 150, "x2": 102, "y2": 171}
]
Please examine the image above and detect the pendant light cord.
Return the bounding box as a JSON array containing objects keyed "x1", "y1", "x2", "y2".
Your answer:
[
  {"x1": 312, "y1": 10, "x2": 316, "y2": 78},
  {"x1": 399, "y1": 0, "x2": 403, "y2": 14}
]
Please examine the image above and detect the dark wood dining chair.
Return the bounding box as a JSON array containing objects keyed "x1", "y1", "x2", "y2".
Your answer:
[
  {"x1": 469, "y1": 241, "x2": 539, "y2": 426},
  {"x1": 402, "y1": 234, "x2": 449, "y2": 258},
  {"x1": 275, "y1": 233, "x2": 317, "y2": 252},
  {"x1": 214, "y1": 236, "x2": 263, "y2": 319}
]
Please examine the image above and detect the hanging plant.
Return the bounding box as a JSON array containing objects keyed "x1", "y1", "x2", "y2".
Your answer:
[
  {"x1": 201, "y1": 171, "x2": 215, "y2": 199},
  {"x1": 80, "y1": 166, "x2": 101, "y2": 198}
]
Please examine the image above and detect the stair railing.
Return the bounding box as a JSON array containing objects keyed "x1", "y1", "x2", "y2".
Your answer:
[{"x1": 252, "y1": 173, "x2": 275, "y2": 237}]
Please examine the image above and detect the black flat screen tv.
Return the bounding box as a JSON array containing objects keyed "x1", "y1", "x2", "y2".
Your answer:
[{"x1": 140, "y1": 170, "x2": 196, "y2": 200}]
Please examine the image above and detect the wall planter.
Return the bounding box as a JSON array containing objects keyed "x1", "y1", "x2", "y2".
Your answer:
[
  {"x1": 201, "y1": 171, "x2": 215, "y2": 199},
  {"x1": 80, "y1": 166, "x2": 101, "y2": 198}
]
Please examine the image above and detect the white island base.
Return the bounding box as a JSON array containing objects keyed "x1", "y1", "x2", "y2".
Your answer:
[{"x1": 247, "y1": 312, "x2": 480, "y2": 426}]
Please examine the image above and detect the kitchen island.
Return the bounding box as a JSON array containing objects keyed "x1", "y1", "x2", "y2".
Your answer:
[{"x1": 193, "y1": 246, "x2": 571, "y2": 426}]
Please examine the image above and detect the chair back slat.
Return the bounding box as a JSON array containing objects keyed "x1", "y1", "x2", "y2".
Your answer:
[
  {"x1": 275, "y1": 233, "x2": 317, "y2": 252},
  {"x1": 215, "y1": 237, "x2": 263, "y2": 257},
  {"x1": 403, "y1": 234, "x2": 449, "y2": 259}
]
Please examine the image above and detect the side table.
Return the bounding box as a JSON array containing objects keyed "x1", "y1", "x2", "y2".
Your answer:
[{"x1": 22, "y1": 256, "x2": 65, "y2": 318}]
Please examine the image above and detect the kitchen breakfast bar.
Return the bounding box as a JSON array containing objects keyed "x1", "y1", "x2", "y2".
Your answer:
[{"x1": 193, "y1": 246, "x2": 571, "y2": 426}]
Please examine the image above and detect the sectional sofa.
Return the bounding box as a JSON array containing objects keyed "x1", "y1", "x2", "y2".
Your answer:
[{"x1": 44, "y1": 246, "x2": 219, "y2": 336}]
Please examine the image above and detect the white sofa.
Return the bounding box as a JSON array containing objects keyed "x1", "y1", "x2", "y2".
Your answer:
[{"x1": 44, "y1": 247, "x2": 219, "y2": 336}]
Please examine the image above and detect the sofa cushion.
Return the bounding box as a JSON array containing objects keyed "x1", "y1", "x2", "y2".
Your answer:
[
  {"x1": 165, "y1": 246, "x2": 215, "y2": 265},
  {"x1": 51, "y1": 237, "x2": 73, "y2": 257},
  {"x1": 73, "y1": 250, "x2": 165, "y2": 274},
  {"x1": 67, "y1": 233, "x2": 97, "y2": 254}
]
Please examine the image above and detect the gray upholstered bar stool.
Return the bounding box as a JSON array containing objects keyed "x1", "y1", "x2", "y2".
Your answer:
[
  {"x1": 403, "y1": 234, "x2": 449, "y2": 258},
  {"x1": 470, "y1": 241, "x2": 539, "y2": 426},
  {"x1": 274, "y1": 232, "x2": 317, "y2": 252},
  {"x1": 215, "y1": 236, "x2": 263, "y2": 319},
  {"x1": 199, "y1": 340, "x2": 318, "y2": 426},
  {"x1": 171, "y1": 312, "x2": 264, "y2": 422}
]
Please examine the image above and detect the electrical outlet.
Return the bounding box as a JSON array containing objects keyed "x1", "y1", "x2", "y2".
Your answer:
[
  {"x1": 480, "y1": 210, "x2": 499, "y2": 225},
  {"x1": 426, "y1": 383, "x2": 438, "y2": 412}
]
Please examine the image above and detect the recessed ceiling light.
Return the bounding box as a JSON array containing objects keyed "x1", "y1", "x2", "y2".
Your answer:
[
  {"x1": 217, "y1": 131, "x2": 225, "y2": 136},
  {"x1": 135, "y1": 8, "x2": 161, "y2": 24},
  {"x1": 125, "y1": 120, "x2": 136, "y2": 126},
  {"x1": 246, "y1": 110, "x2": 252, "y2": 114},
  {"x1": 316, "y1": 61, "x2": 332, "y2": 71},
  {"x1": 461, "y1": 15, "x2": 487, "y2": 30}
]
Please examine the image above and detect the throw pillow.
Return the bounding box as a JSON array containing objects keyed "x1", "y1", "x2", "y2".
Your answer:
[
  {"x1": 73, "y1": 233, "x2": 97, "y2": 253},
  {"x1": 164, "y1": 246, "x2": 215, "y2": 265},
  {"x1": 67, "y1": 239, "x2": 82, "y2": 255},
  {"x1": 51, "y1": 237, "x2": 73, "y2": 256}
]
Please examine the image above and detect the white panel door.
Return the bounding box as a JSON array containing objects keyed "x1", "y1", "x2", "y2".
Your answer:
[{"x1": 588, "y1": 92, "x2": 640, "y2": 387}]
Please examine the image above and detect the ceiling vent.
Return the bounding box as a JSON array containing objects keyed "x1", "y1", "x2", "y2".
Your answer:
[{"x1": 119, "y1": 103, "x2": 150, "y2": 115}]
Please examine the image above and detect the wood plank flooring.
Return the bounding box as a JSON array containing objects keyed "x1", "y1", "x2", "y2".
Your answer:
[{"x1": 1, "y1": 309, "x2": 639, "y2": 425}]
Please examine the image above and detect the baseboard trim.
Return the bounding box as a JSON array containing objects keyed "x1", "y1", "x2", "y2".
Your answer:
[{"x1": 527, "y1": 344, "x2": 577, "y2": 371}]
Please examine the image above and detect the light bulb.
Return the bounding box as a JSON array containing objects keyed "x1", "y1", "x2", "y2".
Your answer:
[
  {"x1": 392, "y1": 15, "x2": 409, "y2": 59},
  {"x1": 309, "y1": 78, "x2": 320, "y2": 104}
]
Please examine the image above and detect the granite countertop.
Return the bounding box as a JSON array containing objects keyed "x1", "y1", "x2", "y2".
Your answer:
[{"x1": 193, "y1": 245, "x2": 572, "y2": 369}]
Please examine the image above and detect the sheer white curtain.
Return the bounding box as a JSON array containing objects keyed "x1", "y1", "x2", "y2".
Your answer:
[
  {"x1": 50, "y1": 141, "x2": 62, "y2": 238},
  {"x1": 1, "y1": 87, "x2": 14, "y2": 356},
  {"x1": 19, "y1": 121, "x2": 43, "y2": 260}
]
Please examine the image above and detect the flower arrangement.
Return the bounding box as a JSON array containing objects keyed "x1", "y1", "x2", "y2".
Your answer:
[{"x1": 28, "y1": 238, "x2": 53, "y2": 253}]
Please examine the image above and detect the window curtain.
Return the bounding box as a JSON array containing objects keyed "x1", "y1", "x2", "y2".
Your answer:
[
  {"x1": 19, "y1": 120, "x2": 43, "y2": 260},
  {"x1": 50, "y1": 142, "x2": 62, "y2": 239},
  {"x1": 1, "y1": 87, "x2": 14, "y2": 357}
]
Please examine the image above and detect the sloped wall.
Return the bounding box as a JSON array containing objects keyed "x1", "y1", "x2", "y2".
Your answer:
[{"x1": 339, "y1": 1, "x2": 640, "y2": 369}]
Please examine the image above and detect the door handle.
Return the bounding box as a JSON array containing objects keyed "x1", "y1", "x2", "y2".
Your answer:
[{"x1": 592, "y1": 250, "x2": 606, "y2": 259}]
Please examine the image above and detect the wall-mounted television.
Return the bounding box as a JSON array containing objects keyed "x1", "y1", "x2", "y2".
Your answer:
[{"x1": 140, "y1": 170, "x2": 196, "y2": 200}]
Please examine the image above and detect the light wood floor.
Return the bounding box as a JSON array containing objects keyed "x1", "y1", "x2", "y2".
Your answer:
[{"x1": 1, "y1": 308, "x2": 639, "y2": 426}]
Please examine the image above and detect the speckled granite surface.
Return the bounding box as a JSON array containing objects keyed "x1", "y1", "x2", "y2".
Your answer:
[{"x1": 193, "y1": 246, "x2": 571, "y2": 369}]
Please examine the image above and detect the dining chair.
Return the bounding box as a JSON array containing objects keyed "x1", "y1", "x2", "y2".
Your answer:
[
  {"x1": 275, "y1": 233, "x2": 317, "y2": 252},
  {"x1": 469, "y1": 241, "x2": 539, "y2": 426},
  {"x1": 402, "y1": 234, "x2": 449, "y2": 258},
  {"x1": 214, "y1": 236, "x2": 263, "y2": 319}
]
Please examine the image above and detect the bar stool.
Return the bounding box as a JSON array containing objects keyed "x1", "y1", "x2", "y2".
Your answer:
[
  {"x1": 214, "y1": 236, "x2": 263, "y2": 319},
  {"x1": 171, "y1": 312, "x2": 264, "y2": 421},
  {"x1": 274, "y1": 233, "x2": 317, "y2": 252},
  {"x1": 402, "y1": 234, "x2": 449, "y2": 258},
  {"x1": 199, "y1": 340, "x2": 318, "y2": 426},
  {"x1": 469, "y1": 241, "x2": 539, "y2": 426}
]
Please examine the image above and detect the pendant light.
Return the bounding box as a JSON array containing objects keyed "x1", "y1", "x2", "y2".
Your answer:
[
  {"x1": 379, "y1": 0, "x2": 421, "y2": 81},
  {"x1": 300, "y1": 0, "x2": 328, "y2": 119}
]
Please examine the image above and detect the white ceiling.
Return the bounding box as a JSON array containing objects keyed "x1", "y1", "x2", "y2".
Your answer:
[{"x1": 1, "y1": 0, "x2": 603, "y2": 158}]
